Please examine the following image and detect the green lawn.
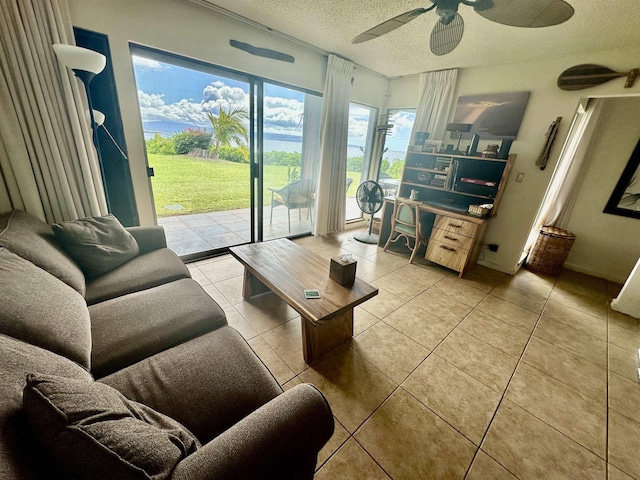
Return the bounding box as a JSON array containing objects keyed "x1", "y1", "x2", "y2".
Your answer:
[{"x1": 149, "y1": 154, "x2": 361, "y2": 217}]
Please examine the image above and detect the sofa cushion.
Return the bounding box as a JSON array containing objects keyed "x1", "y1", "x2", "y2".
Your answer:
[
  {"x1": 0, "y1": 210, "x2": 86, "y2": 295},
  {"x1": 23, "y1": 373, "x2": 200, "y2": 480},
  {"x1": 0, "y1": 247, "x2": 91, "y2": 368},
  {"x1": 52, "y1": 214, "x2": 139, "y2": 279},
  {"x1": 89, "y1": 278, "x2": 227, "y2": 378},
  {"x1": 100, "y1": 327, "x2": 282, "y2": 443},
  {"x1": 85, "y1": 248, "x2": 190, "y2": 305},
  {"x1": 0, "y1": 334, "x2": 91, "y2": 479}
]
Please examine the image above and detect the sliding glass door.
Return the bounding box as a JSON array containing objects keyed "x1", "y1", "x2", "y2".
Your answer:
[
  {"x1": 261, "y1": 82, "x2": 321, "y2": 240},
  {"x1": 130, "y1": 45, "x2": 323, "y2": 258}
]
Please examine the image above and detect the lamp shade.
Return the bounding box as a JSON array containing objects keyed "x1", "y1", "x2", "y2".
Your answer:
[
  {"x1": 53, "y1": 44, "x2": 106, "y2": 74},
  {"x1": 89, "y1": 109, "x2": 106, "y2": 126}
]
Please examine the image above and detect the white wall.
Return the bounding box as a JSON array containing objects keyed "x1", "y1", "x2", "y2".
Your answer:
[
  {"x1": 68, "y1": 0, "x2": 389, "y2": 225},
  {"x1": 387, "y1": 48, "x2": 640, "y2": 278},
  {"x1": 563, "y1": 97, "x2": 640, "y2": 283}
]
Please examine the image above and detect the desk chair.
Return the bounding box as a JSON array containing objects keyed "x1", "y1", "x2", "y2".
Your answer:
[
  {"x1": 268, "y1": 179, "x2": 316, "y2": 232},
  {"x1": 383, "y1": 197, "x2": 425, "y2": 263}
]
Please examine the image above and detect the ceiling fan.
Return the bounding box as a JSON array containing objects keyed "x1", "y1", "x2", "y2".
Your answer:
[{"x1": 352, "y1": 0, "x2": 575, "y2": 56}]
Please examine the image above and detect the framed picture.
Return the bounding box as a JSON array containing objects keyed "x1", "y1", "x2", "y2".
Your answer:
[
  {"x1": 421, "y1": 140, "x2": 441, "y2": 153},
  {"x1": 451, "y1": 91, "x2": 530, "y2": 140},
  {"x1": 604, "y1": 137, "x2": 640, "y2": 219}
]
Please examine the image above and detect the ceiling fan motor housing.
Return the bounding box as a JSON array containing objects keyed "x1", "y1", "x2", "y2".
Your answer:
[{"x1": 436, "y1": 0, "x2": 460, "y2": 23}]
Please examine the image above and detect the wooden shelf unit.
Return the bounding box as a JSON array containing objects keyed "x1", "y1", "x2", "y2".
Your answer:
[
  {"x1": 399, "y1": 151, "x2": 515, "y2": 216},
  {"x1": 379, "y1": 150, "x2": 515, "y2": 277}
]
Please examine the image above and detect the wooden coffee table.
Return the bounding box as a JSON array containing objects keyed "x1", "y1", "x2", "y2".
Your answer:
[{"x1": 230, "y1": 239, "x2": 378, "y2": 363}]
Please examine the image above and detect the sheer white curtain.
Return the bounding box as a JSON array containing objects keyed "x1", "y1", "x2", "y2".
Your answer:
[
  {"x1": 314, "y1": 54, "x2": 354, "y2": 236},
  {"x1": 522, "y1": 98, "x2": 604, "y2": 258},
  {"x1": 0, "y1": 0, "x2": 107, "y2": 223},
  {"x1": 410, "y1": 69, "x2": 458, "y2": 143}
]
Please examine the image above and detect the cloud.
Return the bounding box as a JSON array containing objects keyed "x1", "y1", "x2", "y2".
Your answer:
[
  {"x1": 202, "y1": 83, "x2": 249, "y2": 113},
  {"x1": 131, "y1": 55, "x2": 165, "y2": 71},
  {"x1": 137, "y1": 90, "x2": 209, "y2": 124},
  {"x1": 263, "y1": 96, "x2": 304, "y2": 133}
]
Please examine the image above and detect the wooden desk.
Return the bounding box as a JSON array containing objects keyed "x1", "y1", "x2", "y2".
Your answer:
[
  {"x1": 379, "y1": 197, "x2": 489, "y2": 277},
  {"x1": 230, "y1": 239, "x2": 378, "y2": 363}
]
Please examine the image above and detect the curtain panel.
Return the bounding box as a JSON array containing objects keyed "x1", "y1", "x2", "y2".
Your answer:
[
  {"x1": 314, "y1": 54, "x2": 354, "y2": 236},
  {"x1": 521, "y1": 98, "x2": 604, "y2": 258},
  {"x1": 410, "y1": 69, "x2": 458, "y2": 144},
  {"x1": 0, "y1": 0, "x2": 107, "y2": 223}
]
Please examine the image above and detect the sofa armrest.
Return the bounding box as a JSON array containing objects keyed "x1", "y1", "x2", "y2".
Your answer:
[
  {"x1": 126, "y1": 226, "x2": 167, "y2": 254},
  {"x1": 170, "y1": 384, "x2": 334, "y2": 480}
]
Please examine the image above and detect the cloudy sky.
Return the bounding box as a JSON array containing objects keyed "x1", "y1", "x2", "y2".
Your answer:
[{"x1": 132, "y1": 55, "x2": 413, "y2": 153}]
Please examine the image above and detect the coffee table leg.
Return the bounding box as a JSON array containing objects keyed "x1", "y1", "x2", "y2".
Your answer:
[
  {"x1": 242, "y1": 269, "x2": 271, "y2": 299},
  {"x1": 301, "y1": 309, "x2": 354, "y2": 364}
]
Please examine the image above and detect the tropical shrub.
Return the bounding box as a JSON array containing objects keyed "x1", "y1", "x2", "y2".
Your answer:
[
  {"x1": 145, "y1": 133, "x2": 175, "y2": 155},
  {"x1": 388, "y1": 159, "x2": 404, "y2": 179},
  {"x1": 218, "y1": 145, "x2": 249, "y2": 163},
  {"x1": 263, "y1": 151, "x2": 301, "y2": 166},
  {"x1": 347, "y1": 156, "x2": 363, "y2": 172},
  {"x1": 172, "y1": 128, "x2": 212, "y2": 155}
]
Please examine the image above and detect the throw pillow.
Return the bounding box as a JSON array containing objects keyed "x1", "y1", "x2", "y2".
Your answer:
[
  {"x1": 23, "y1": 373, "x2": 200, "y2": 480},
  {"x1": 52, "y1": 214, "x2": 139, "y2": 278}
]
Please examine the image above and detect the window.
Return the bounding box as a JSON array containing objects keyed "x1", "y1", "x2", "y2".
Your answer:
[
  {"x1": 347, "y1": 102, "x2": 378, "y2": 221},
  {"x1": 381, "y1": 109, "x2": 416, "y2": 179},
  {"x1": 130, "y1": 45, "x2": 322, "y2": 258}
]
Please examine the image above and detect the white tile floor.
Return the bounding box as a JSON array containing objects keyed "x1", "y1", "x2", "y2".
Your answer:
[{"x1": 187, "y1": 228, "x2": 640, "y2": 480}]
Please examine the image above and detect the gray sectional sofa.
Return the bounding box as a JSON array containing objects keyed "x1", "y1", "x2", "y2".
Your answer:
[{"x1": 0, "y1": 209, "x2": 333, "y2": 479}]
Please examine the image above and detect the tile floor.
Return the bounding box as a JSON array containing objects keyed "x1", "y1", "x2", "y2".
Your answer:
[
  {"x1": 186, "y1": 228, "x2": 640, "y2": 480},
  {"x1": 158, "y1": 198, "x2": 364, "y2": 256}
]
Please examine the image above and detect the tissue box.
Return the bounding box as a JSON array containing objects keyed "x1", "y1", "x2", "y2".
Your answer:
[{"x1": 330, "y1": 256, "x2": 357, "y2": 287}]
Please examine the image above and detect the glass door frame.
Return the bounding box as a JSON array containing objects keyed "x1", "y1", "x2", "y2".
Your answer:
[{"x1": 130, "y1": 44, "x2": 322, "y2": 259}]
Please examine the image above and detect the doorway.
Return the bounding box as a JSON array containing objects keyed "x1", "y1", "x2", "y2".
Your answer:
[{"x1": 130, "y1": 45, "x2": 322, "y2": 258}]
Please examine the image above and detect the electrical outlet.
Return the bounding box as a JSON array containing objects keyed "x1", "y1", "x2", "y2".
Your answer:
[
  {"x1": 488, "y1": 244, "x2": 499, "y2": 252},
  {"x1": 515, "y1": 172, "x2": 525, "y2": 183}
]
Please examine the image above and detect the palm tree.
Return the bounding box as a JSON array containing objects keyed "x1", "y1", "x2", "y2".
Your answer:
[{"x1": 207, "y1": 107, "x2": 249, "y2": 159}]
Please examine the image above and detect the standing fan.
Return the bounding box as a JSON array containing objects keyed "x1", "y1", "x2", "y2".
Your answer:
[
  {"x1": 354, "y1": 181, "x2": 384, "y2": 244},
  {"x1": 352, "y1": 0, "x2": 575, "y2": 56}
]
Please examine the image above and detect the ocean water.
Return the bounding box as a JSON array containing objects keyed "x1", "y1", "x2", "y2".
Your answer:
[{"x1": 262, "y1": 138, "x2": 405, "y2": 162}]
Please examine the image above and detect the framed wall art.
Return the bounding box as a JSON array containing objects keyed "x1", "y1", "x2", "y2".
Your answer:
[
  {"x1": 604, "y1": 137, "x2": 640, "y2": 219},
  {"x1": 451, "y1": 91, "x2": 531, "y2": 140}
]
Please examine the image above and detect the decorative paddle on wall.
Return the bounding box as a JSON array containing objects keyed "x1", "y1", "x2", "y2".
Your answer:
[
  {"x1": 557, "y1": 64, "x2": 639, "y2": 91},
  {"x1": 229, "y1": 40, "x2": 295, "y2": 63}
]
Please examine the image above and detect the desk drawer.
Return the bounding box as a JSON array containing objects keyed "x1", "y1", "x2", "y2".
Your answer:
[
  {"x1": 430, "y1": 227, "x2": 474, "y2": 251},
  {"x1": 434, "y1": 215, "x2": 477, "y2": 238},
  {"x1": 425, "y1": 239, "x2": 469, "y2": 272}
]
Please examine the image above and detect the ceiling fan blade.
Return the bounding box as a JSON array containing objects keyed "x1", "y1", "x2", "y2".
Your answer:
[
  {"x1": 352, "y1": 7, "x2": 431, "y2": 44},
  {"x1": 430, "y1": 13, "x2": 464, "y2": 56},
  {"x1": 476, "y1": 0, "x2": 574, "y2": 28}
]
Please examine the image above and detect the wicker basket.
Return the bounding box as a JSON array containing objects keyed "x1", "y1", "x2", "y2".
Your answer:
[{"x1": 526, "y1": 226, "x2": 576, "y2": 275}]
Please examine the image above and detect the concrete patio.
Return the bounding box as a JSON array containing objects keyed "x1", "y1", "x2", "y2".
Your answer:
[{"x1": 159, "y1": 196, "x2": 365, "y2": 257}]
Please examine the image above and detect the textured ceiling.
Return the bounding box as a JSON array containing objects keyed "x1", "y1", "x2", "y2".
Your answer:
[{"x1": 194, "y1": 0, "x2": 640, "y2": 78}]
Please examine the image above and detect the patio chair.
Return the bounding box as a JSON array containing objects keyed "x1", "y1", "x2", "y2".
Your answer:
[{"x1": 268, "y1": 179, "x2": 316, "y2": 232}]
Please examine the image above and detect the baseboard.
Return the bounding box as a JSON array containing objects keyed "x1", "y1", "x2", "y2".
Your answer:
[
  {"x1": 477, "y1": 259, "x2": 518, "y2": 275},
  {"x1": 611, "y1": 298, "x2": 640, "y2": 319},
  {"x1": 562, "y1": 262, "x2": 628, "y2": 284}
]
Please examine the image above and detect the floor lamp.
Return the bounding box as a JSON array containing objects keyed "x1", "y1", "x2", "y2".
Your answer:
[
  {"x1": 91, "y1": 109, "x2": 128, "y2": 161},
  {"x1": 53, "y1": 44, "x2": 111, "y2": 210}
]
